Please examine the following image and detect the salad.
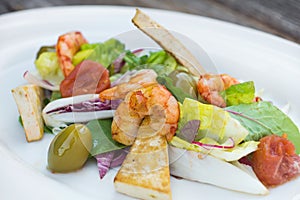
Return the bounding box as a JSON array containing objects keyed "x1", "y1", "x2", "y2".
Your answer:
[{"x1": 10, "y1": 8, "x2": 300, "y2": 200}]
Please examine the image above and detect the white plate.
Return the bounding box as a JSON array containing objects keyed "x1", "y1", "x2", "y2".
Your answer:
[{"x1": 1, "y1": 5, "x2": 300, "y2": 200}]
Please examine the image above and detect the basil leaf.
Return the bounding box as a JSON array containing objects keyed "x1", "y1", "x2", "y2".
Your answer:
[
  {"x1": 86, "y1": 119, "x2": 126, "y2": 156},
  {"x1": 226, "y1": 101, "x2": 300, "y2": 153},
  {"x1": 220, "y1": 81, "x2": 255, "y2": 106}
]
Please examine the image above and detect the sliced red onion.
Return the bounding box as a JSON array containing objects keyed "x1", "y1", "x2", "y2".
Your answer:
[
  {"x1": 177, "y1": 120, "x2": 200, "y2": 143},
  {"x1": 23, "y1": 70, "x2": 59, "y2": 91},
  {"x1": 132, "y1": 48, "x2": 144, "y2": 54},
  {"x1": 192, "y1": 137, "x2": 235, "y2": 149}
]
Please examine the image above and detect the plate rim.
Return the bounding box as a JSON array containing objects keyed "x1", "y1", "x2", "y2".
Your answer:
[{"x1": 0, "y1": 5, "x2": 299, "y2": 200}]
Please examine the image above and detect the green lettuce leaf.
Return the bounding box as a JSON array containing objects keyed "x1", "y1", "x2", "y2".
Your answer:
[
  {"x1": 86, "y1": 119, "x2": 126, "y2": 156},
  {"x1": 169, "y1": 136, "x2": 258, "y2": 161},
  {"x1": 50, "y1": 91, "x2": 62, "y2": 101},
  {"x1": 226, "y1": 101, "x2": 300, "y2": 154},
  {"x1": 120, "y1": 51, "x2": 148, "y2": 73},
  {"x1": 178, "y1": 98, "x2": 249, "y2": 144},
  {"x1": 121, "y1": 50, "x2": 178, "y2": 76},
  {"x1": 171, "y1": 98, "x2": 256, "y2": 161},
  {"x1": 35, "y1": 52, "x2": 64, "y2": 84},
  {"x1": 72, "y1": 49, "x2": 94, "y2": 66},
  {"x1": 73, "y1": 39, "x2": 125, "y2": 68},
  {"x1": 144, "y1": 50, "x2": 177, "y2": 75},
  {"x1": 220, "y1": 81, "x2": 255, "y2": 106},
  {"x1": 109, "y1": 73, "x2": 122, "y2": 82}
]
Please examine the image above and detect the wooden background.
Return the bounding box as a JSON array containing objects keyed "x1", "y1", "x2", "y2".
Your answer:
[{"x1": 1, "y1": 0, "x2": 299, "y2": 44}]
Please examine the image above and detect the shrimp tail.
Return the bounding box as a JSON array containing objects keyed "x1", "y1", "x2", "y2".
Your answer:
[
  {"x1": 56, "y1": 31, "x2": 88, "y2": 77},
  {"x1": 99, "y1": 86, "x2": 119, "y2": 101}
]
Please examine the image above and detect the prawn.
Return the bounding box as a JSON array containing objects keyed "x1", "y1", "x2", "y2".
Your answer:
[
  {"x1": 101, "y1": 82, "x2": 179, "y2": 146},
  {"x1": 99, "y1": 69, "x2": 158, "y2": 101},
  {"x1": 197, "y1": 74, "x2": 239, "y2": 108},
  {"x1": 56, "y1": 31, "x2": 88, "y2": 77}
]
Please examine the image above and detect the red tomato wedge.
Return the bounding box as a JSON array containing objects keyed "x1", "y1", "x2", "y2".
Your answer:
[
  {"x1": 252, "y1": 135, "x2": 300, "y2": 187},
  {"x1": 60, "y1": 60, "x2": 110, "y2": 97}
]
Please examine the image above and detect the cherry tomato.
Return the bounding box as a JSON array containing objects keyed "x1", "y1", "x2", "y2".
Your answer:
[
  {"x1": 252, "y1": 135, "x2": 300, "y2": 187},
  {"x1": 60, "y1": 60, "x2": 110, "y2": 97}
]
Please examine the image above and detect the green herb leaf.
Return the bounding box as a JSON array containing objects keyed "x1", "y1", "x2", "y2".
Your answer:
[
  {"x1": 74, "y1": 39, "x2": 125, "y2": 68},
  {"x1": 50, "y1": 91, "x2": 62, "y2": 101},
  {"x1": 226, "y1": 101, "x2": 300, "y2": 153},
  {"x1": 43, "y1": 125, "x2": 53, "y2": 134},
  {"x1": 18, "y1": 116, "x2": 23, "y2": 127},
  {"x1": 220, "y1": 81, "x2": 255, "y2": 106},
  {"x1": 120, "y1": 51, "x2": 148, "y2": 73},
  {"x1": 86, "y1": 119, "x2": 126, "y2": 156},
  {"x1": 122, "y1": 50, "x2": 178, "y2": 76},
  {"x1": 144, "y1": 51, "x2": 177, "y2": 75}
]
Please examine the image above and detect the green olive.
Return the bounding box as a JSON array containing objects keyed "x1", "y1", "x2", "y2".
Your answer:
[{"x1": 47, "y1": 124, "x2": 92, "y2": 173}]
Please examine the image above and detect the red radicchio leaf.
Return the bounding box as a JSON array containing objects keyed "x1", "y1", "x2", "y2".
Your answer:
[
  {"x1": 95, "y1": 147, "x2": 129, "y2": 179},
  {"x1": 177, "y1": 120, "x2": 200, "y2": 143}
]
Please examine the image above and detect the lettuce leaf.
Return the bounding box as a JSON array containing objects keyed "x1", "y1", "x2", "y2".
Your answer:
[
  {"x1": 120, "y1": 51, "x2": 148, "y2": 73},
  {"x1": 178, "y1": 98, "x2": 249, "y2": 144},
  {"x1": 220, "y1": 81, "x2": 255, "y2": 106},
  {"x1": 169, "y1": 136, "x2": 258, "y2": 161},
  {"x1": 72, "y1": 49, "x2": 94, "y2": 66},
  {"x1": 226, "y1": 101, "x2": 300, "y2": 154},
  {"x1": 144, "y1": 50, "x2": 177, "y2": 75},
  {"x1": 86, "y1": 119, "x2": 126, "y2": 156},
  {"x1": 73, "y1": 39, "x2": 125, "y2": 68},
  {"x1": 121, "y1": 50, "x2": 178, "y2": 76},
  {"x1": 35, "y1": 52, "x2": 64, "y2": 84},
  {"x1": 170, "y1": 99, "x2": 258, "y2": 161}
]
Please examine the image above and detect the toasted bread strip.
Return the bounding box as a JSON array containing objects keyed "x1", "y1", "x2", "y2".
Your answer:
[
  {"x1": 11, "y1": 84, "x2": 44, "y2": 142},
  {"x1": 132, "y1": 8, "x2": 206, "y2": 76},
  {"x1": 114, "y1": 118, "x2": 172, "y2": 200}
]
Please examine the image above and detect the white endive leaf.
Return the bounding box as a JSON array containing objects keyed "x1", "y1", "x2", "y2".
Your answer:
[
  {"x1": 168, "y1": 146, "x2": 268, "y2": 195},
  {"x1": 42, "y1": 94, "x2": 115, "y2": 130}
]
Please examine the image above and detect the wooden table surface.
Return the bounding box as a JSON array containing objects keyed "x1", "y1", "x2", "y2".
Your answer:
[{"x1": 0, "y1": 0, "x2": 299, "y2": 44}]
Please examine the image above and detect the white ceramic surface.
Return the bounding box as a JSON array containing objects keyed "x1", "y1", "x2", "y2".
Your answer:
[{"x1": 0, "y1": 6, "x2": 300, "y2": 200}]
